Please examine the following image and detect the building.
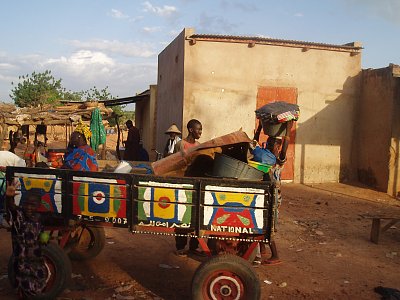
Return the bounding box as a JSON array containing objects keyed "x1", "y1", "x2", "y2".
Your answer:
[
  {"x1": 354, "y1": 64, "x2": 400, "y2": 197},
  {"x1": 155, "y1": 28, "x2": 362, "y2": 183}
]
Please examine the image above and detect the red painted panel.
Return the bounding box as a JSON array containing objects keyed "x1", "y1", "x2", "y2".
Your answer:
[{"x1": 255, "y1": 87, "x2": 298, "y2": 180}]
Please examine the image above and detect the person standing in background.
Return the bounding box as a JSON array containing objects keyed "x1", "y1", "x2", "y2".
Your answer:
[
  {"x1": 163, "y1": 124, "x2": 181, "y2": 157},
  {"x1": 0, "y1": 151, "x2": 26, "y2": 228},
  {"x1": 123, "y1": 120, "x2": 140, "y2": 161}
]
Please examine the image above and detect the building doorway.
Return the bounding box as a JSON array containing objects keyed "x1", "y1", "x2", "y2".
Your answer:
[{"x1": 256, "y1": 86, "x2": 298, "y2": 180}]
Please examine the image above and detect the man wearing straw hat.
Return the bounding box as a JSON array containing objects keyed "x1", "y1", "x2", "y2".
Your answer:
[{"x1": 163, "y1": 124, "x2": 181, "y2": 157}]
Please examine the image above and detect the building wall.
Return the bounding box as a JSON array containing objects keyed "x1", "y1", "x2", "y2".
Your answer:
[
  {"x1": 135, "y1": 85, "x2": 157, "y2": 159},
  {"x1": 355, "y1": 67, "x2": 394, "y2": 191},
  {"x1": 182, "y1": 32, "x2": 361, "y2": 183},
  {"x1": 389, "y1": 69, "x2": 400, "y2": 197},
  {"x1": 155, "y1": 29, "x2": 189, "y2": 152},
  {"x1": 357, "y1": 65, "x2": 400, "y2": 197}
]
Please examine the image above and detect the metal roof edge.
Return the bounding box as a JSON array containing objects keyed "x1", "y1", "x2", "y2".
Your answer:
[{"x1": 187, "y1": 34, "x2": 363, "y2": 52}]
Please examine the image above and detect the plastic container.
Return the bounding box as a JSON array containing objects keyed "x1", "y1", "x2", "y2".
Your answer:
[
  {"x1": 248, "y1": 161, "x2": 272, "y2": 173},
  {"x1": 261, "y1": 121, "x2": 287, "y2": 137},
  {"x1": 47, "y1": 150, "x2": 65, "y2": 168},
  {"x1": 212, "y1": 153, "x2": 263, "y2": 181}
]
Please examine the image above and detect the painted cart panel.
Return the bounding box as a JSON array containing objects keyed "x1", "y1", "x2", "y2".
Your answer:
[
  {"x1": 13, "y1": 172, "x2": 63, "y2": 214},
  {"x1": 5, "y1": 167, "x2": 274, "y2": 241},
  {"x1": 71, "y1": 176, "x2": 130, "y2": 227},
  {"x1": 134, "y1": 180, "x2": 196, "y2": 230},
  {"x1": 201, "y1": 185, "x2": 268, "y2": 235}
]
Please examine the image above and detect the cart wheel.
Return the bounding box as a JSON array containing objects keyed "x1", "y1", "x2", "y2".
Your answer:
[
  {"x1": 68, "y1": 225, "x2": 105, "y2": 261},
  {"x1": 8, "y1": 243, "x2": 72, "y2": 299},
  {"x1": 191, "y1": 254, "x2": 261, "y2": 300}
]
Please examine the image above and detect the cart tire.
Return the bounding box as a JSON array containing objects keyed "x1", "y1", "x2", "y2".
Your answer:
[
  {"x1": 8, "y1": 243, "x2": 72, "y2": 299},
  {"x1": 68, "y1": 225, "x2": 105, "y2": 261},
  {"x1": 191, "y1": 254, "x2": 261, "y2": 300}
]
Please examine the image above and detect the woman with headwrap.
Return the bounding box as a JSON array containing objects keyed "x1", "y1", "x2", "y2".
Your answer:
[{"x1": 62, "y1": 122, "x2": 98, "y2": 172}]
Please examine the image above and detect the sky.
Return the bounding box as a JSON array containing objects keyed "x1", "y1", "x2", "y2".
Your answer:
[{"x1": 0, "y1": 0, "x2": 399, "y2": 106}]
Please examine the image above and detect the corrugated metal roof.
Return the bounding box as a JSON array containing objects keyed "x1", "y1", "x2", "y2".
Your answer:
[
  {"x1": 98, "y1": 89, "x2": 150, "y2": 107},
  {"x1": 188, "y1": 34, "x2": 362, "y2": 52}
]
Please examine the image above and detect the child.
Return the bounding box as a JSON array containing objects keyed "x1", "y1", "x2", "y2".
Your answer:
[
  {"x1": 6, "y1": 183, "x2": 47, "y2": 298},
  {"x1": 251, "y1": 136, "x2": 283, "y2": 266},
  {"x1": 173, "y1": 119, "x2": 202, "y2": 153},
  {"x1": 174, "y1": 119, "x2": 203, "y2": 256}
]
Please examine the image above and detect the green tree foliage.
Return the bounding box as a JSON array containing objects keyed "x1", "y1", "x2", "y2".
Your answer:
[
  {"x1": 81, "y1": 86, "x2": 114, "y2": 101},
  {"x1": 79, "y1": 86, "x2": 125, "y2": 126},
  {"x1": 10, "y1": 70, "x2": 134, "y2": 127},
  {"x1": 62, "y1": 90, "x2": 84, "y2": 101},
  {"x1": 10, "y1": 70, "x2": 63, "y2": 107},
  {"x1": 119, "y1": 110, "x2": 135, "y2": 125}
]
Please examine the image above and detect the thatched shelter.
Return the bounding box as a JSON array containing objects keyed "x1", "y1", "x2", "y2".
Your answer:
[{"x1": 0, "y1": 101, "x2": 114, "y2": 151}]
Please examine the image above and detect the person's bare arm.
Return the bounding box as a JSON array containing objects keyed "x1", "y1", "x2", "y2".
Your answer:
[{"x1": 173, "y1": 140, "x2": 183, "y2": 153}]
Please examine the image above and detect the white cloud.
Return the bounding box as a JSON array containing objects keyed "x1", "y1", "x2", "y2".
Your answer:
[
  {"x1": 0, "y1": 51, "x2": 157, "y2": 102},
  {"x1": 66, "y1": 39, "x2": 157, "y2": 58},
  {"x1": 294, "y1": 12, "x2": 304, "y2": 17},
  {"x1": 0, "y1": 63, "x2": 17, "y2": 70},
  {"x1": 110, "y1": 9, "x2": 129, "y2": 19},
  {"x1": 46, "y1": 54, "x2": 157, "y2": 97},
  {"x1": 142, "y1": 1, "x2": 177, "y2": 17},
  {"x1": 142, "y1": 26, "x2": 161, "y2": 33},
  {"x1": 46, "y1": 50, "x2": 115, "y2": 72}
]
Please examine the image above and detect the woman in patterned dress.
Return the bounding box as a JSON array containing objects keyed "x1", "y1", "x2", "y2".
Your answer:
[{"x1": 6, "y1": 183, "x2": 47, "y2": 298}]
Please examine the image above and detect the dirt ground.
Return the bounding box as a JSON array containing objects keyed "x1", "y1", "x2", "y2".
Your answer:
[
  {"x1": 1, "y1": 131, "x2": 400, "y2": 299},
  {"x1": 1, "y1": 182, "x2": 399, "y2": 300}
]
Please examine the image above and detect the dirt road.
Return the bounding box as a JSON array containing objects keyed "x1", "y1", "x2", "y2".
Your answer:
[{"x1": 1, "y1": 183, "x2": 399, "y2": 299}]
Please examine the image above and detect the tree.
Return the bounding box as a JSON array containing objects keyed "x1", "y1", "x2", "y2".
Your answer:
[
  {"x1": 79, "y1": 86, "x2": 126, "y2": 127},
  {"x1": 62, "y1": 90, "x2": 84, "y2": 102},
  {"x1": 10, "y1": 70, "x2": 64, "y2": 107},
  {"x1": 10, "y1": 70, "x2": 132, "y2": 126},
  {"x1": 81, "y1": 86, "x2": 114, "y2": 101}
]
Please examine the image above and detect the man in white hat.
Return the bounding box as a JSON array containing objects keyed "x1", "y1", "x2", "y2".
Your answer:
[{"x1": 163, "y1": 124, "x2": 181, "y2": 157}]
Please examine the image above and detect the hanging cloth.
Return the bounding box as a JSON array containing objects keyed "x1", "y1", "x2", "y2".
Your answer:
[{"x1": 90, "y1": 108, "x2": 106, "y2": 151}]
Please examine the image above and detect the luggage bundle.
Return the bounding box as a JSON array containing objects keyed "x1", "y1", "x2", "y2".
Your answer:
[{"x1": 255, "y1": 101, "x2": 300, "y2": 137}]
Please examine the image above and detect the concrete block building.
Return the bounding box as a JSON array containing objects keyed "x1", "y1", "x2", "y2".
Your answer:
[{"x1": 155, "y1": 28, "x2": 362, "y2": 183}]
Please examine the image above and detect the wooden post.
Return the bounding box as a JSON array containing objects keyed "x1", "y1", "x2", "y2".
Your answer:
[
  {"x1": 0, "y1": 122, "x2": 7, "y2": 150},
  {"x1": 65, "y1": 122, "x2": 68, "y2": 149},
  {"x1": 370, "y1": 218, "x2": 381, "y2": 244},
  {"x1": 115, "y1": 115, "x2": 121, "y2": 160},
  {"x1": 101, "y1": 136, "x2": 107, "y2": 160}
]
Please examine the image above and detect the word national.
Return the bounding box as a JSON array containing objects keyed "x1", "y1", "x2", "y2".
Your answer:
[{"x1": 210, "y1": 225, "x2": 254, "y2": 234}]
